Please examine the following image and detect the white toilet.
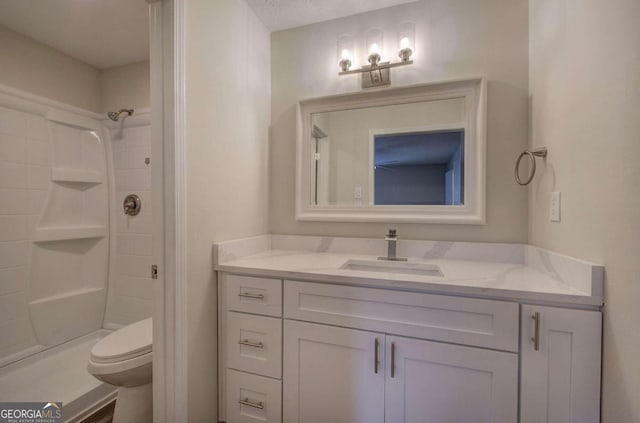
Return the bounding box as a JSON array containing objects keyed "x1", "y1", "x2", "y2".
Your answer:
[{"x1": 87, "y1": 318, "x2": 153, "y2": 423}]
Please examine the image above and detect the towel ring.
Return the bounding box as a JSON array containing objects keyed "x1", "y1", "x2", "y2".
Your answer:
[{"x1": 515, "y1": 147, "x2": 547, "y2": 186}]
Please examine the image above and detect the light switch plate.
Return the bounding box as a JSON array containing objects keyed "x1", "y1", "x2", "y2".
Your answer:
[
  {"x1": 550, "y1": 191, "x2": 561, "y2": 222},
  {"x1": 354, "y1": 186, "x2": 362, "y2": 199}
]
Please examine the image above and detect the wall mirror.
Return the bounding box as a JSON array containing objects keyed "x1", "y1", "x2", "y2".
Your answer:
[{"x1": 296, "y1": 78, "x2": 486, "y2": 223}]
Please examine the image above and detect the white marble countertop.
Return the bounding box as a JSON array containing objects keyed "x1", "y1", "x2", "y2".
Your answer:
[{"x1": 214, "y1": 235, "x2": 604, "y2": 307}]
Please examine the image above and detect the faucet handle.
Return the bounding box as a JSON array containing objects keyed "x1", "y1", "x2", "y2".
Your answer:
[{"x1": 386, "y1": 229, "x2": 397, "y2": 239}]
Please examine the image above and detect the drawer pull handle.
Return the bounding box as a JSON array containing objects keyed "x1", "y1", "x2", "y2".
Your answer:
[
  {"x1": 531, "y1": 311, "x2": 541, "y2": 351},
  {"x1": 238, "y1": 292, "x2": 265, "y2": 299},
  {"x1": 239, "y1": 398, "x2": 264, "y2": 410},
  {"x1": 390, "y1": 342, "x2": 396, "y2": 378},
  {"x1": 238, "y1": 339, "x2": 264, "y2": 349},
  {"x1": 374, "y1": 338, "x2": 380, "y2": 374}
]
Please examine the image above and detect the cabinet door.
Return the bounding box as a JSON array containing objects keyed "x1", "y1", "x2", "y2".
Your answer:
[
  {"x1": 385, "y1": 335, "x2": 518, "y2": 423},
  {"x1": 521, "y1": 305, "x2": 602, "y2": 423},
  {"x1": 283, "y1": 320, "x2": 385, "y2": 423}
]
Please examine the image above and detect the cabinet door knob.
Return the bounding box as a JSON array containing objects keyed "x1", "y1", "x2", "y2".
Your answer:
[
  {"x1": 531, "y1": 311, "x2": 541, "y2": 351},
  {"x1": 239, "y1": 398, "x2": 264, "y2": 409},
  {"x1": 390, "y1": 342, "x2": 396, "y2": 378},
  {"x1": 238, "y1": 339, "x2": 264, "y2": 348}
]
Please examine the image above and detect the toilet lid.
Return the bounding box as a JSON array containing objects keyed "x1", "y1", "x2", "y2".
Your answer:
[{"x1": 91, "y1": 318, "x2": 152, "y2": 363}]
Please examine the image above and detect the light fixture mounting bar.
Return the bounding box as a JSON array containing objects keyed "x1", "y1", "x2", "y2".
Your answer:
[
  {"x1": 338, "y1": 60, "x2": 413, "y2": 76},
  {"x1": 339, "y1": 60, "x2": 413, "y2": 89}
]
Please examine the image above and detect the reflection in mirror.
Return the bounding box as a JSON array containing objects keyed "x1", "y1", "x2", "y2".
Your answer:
[
  {"x1": 311, "y1": 125, "x2": 329, "y2": 205},
  {"x1": 297, "y1": 78, "x2": 486, "y2": 223},
  {"x1": 373, "y1": 130, "x2": 464, "y2": 205},
  {"x1": 311, "y1": 97, "x2": 465, "y2": 207}
]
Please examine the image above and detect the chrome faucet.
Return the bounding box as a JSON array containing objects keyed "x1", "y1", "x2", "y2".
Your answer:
[{"x1": 378, "y1": 229, "x2": 407, "y2": 261}]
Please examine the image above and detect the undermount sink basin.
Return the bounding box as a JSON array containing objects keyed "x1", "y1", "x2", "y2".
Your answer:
[{"x1": 340, "y1": 259, "x2": 444, "y2": 277}]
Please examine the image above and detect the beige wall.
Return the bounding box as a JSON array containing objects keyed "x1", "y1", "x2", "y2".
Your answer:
[
  {"x1": 0, "y1": 25, "x2": 149, "y2": 114},
  {"x1": 100, "y1": 61, "x2": 150, "y2": 113},
  {"x1": 270, "y1": 0, "x2": 529, "y2": 242},
  {"x1": 529, "y1": 0, "x2": 640, "y2": 420},
  {"x1": 0, "y1": 24, "x2": 101, "y2": 112},
  {"x1": 184, "y1": 0, "x2": 271, "y2": 421}
]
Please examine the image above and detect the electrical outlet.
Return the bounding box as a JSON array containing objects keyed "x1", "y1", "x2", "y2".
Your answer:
[
  {"x1": 550, "y1": 191, "x2": 561, "y2": 222},
  {"x1": 354, "y1": 186, "x2": 362, "y2": 199}
]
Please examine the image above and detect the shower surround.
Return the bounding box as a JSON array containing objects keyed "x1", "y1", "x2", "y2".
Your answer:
[
  {"x1": 0, "y1": 97, "x2": 110, "y2": 364},
  {"x1": 0, "y1": 90, "x2": 112, "y2": 422},
  {"x1": 0, "y1": 84, "x2": 152, "y2": 420}
]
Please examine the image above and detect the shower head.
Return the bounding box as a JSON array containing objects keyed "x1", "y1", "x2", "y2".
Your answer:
[
  {"x1": 107, "y1": 108, "x2": 134, "y2": 121},
  {"x1": 312, "y1": 125, "x2": 328, "y2": 139}
]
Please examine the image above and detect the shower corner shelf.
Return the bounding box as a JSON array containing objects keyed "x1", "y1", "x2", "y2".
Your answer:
[
  {"x1": 51, "y1": 168, "x2": 103, "y2": 184},
  {"x1": 33, "y1": 225, "x2": 107, "y2": 242}
]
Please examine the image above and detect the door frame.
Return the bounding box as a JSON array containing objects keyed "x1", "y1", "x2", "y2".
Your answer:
[{"x1": 149, "y1": 0, "x2": 188, "y2": 421}]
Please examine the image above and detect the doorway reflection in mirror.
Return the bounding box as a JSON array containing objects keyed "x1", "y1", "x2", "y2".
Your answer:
[{"x1": 373, "y1": 130, "x2": 464, "y2": 205}]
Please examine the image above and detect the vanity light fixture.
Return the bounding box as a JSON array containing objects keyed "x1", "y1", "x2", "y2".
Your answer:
[
  {"x1": 398, "y1": 22, "x2": 415, "y2": 62},
  {"x1": 338, "y1": 25, "x2": 414, "y2": 89},
  {"x1": 366, "y1": 28, "x2": 383, "y2": 66},
  {"x1": 337, "y1": 34, "x2": 354, "y2": 72}
]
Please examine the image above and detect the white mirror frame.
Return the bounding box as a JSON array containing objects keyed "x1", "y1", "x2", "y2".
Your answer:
[{"x1": 295, "y1": 77, "x2": 487, "y2": 224}]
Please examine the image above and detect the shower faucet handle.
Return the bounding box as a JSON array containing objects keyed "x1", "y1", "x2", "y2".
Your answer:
[{"x1": 123, "y1": 194, "x2": 141, "y2": 216}]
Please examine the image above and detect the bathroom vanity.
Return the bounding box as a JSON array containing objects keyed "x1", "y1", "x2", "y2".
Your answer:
[{"x1": 214, "y1": 235, "x2": 603, "y2": 423}]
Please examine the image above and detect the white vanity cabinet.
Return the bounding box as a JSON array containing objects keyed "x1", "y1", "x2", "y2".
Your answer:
[
  {"x1": 384, "y1": 335, "x2": 518, "y2": 423},
  {"x1": 282, "y1": 320, "x2": 518, "y2": 423},
  {"x1": 520, "y1": 305, "x2": 602, "y2": 423},
  {"x1": 220, "y1": 274, "x2": 284, "y2": 423},
  {"x1": 282, "y1": 280, "x2": 519, "y2": 422},
  {"x1": 218, "y1": 273, "x2": 602, "y2": 423},
  {"x1": 283, "y1": 320, "x2": 385, "y2": 423}
]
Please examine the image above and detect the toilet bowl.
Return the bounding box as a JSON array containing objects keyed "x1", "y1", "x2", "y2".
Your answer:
[{"x1": 88, "y1": 318, "x2": 152, "y2": 423}]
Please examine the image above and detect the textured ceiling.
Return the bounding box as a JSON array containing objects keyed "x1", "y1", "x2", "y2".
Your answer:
[
  {"x1": 0, "y1": 0, "x2": 149, "y2": 69},
  {"x1": 246, "y1": 0, "x2": 420, "y2": 31}
]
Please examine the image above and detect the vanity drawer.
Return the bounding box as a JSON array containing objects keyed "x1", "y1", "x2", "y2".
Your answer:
[
  {"x1": 224, "y1": 274, "x2": 282, "y2": 317},
  {"x1": 225, "y1": 369, "x2": 282, "y2": 423},
  {"x1": 226, "y1": 312, "x2": 282, "y2": 378},
  {"x1": 284, "y1": 281, "x2": 519, "y2": 352}
]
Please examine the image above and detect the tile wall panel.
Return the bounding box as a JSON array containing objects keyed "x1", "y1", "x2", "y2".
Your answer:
[
  {"x1": 104, "y1": 124, "x2": 154, "y2": 326},
  {"x1": 0, "y1": 106, "x2": 48, "y2": 358}
]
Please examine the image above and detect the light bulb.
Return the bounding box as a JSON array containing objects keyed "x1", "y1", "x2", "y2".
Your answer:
[
  {"x1": 398, "y1": 22, "x2": 414, "y2": 62},
  {"x1": 337, "y1": 34, "x2": 354, "y2": 72},
  {"x1": 366, "y1": 29, "x2": 383, "y2": 66}
]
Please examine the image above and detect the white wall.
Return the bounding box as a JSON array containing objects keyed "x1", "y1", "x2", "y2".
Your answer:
[
  {"x1": 184, "y1": 0, "x2": 271, "y2": 420},
  {"x1": 100, "y1": 61, "x2": 150, "y2": 113},
  {"x1": 0, "y1": 25, "x2": 101, "y2": 112},
  {"x1": 270, "y1": 0, "x2": 529, "y2": 242},
  {"x1": 0, "y1": 25, "x2": 149, "y2": 115},
  {"x1": 104, "y1": 124, "x2": 153, "y2": 326},
  {"x1": 529, "y1": 0, "x2": 640, "y2": 420}
]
